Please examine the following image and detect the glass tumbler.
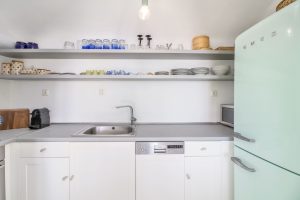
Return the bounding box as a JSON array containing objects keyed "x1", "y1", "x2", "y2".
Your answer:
[
  {"x1": 64, "y1": 41, "x2": 75, "y2": 49},
  {"x1": 82, "y1": 39, "x2": 89, "y2": 49},
  {"x1": 111, "y1": 39, "x2": 119, "y2": 49},
  {"x1": 95, "y1": 39, "x2": 103, "y2": 49},
  {"x1": 119, "y1": 39, "x2": 126, "y2": 49},
  {"x1": 103, "y1": 39, "x2": 111, "y2": 49},
  {"x1": 88, "y1": 39, "x2": 96, "y2": 49}
]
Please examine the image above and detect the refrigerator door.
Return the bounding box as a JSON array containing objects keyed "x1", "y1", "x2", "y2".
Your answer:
[
  {"x1": 234, "y1": 1, "x2": 300, "y2": 174},
  {"x1": 234, "y1": 146, "x2": 300, "y2": 200}
]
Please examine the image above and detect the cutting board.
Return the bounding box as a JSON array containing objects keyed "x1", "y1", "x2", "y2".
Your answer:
[{"x1": 0, "y1": 109, "x2": 30, "y2": 130}]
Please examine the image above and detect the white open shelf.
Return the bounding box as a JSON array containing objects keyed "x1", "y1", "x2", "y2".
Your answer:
[
  {"x1": 0, "y1": 75, "x2": 234, "y2": 81},
  {"x1": 0, "y1": 49, "x2": 234, "y2": 60}
]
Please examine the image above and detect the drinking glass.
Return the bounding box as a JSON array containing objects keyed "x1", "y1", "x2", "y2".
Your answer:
[
  {"x1": 64, "y1": 41, "x2": 75, "y2": 49},
  {"x1": 119, "y1": 40, "x2": 126, "y2": 49},
  {"x1": 82, "y1": 39, "x2": 89, "y2": 49},
  {"x1": 88, "y1": 39, "x2": 96, "y2": 49},
  {"x1": 111, "y1": 39, "x2": 119, "y2": 49},
  {"x1": 103, "y1": 39, "x2": 111, "y2": 49},
  {"x1": 96, "y1": 39, "x2": 103, "y2": 49},
  {"x1": 130, "y1": 44, "x2": 136, "y2": 50}
]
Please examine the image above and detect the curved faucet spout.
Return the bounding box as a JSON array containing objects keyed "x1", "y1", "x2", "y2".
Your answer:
[{"x1": 116, "y1": 105, "x2": 137, "y2": 126}]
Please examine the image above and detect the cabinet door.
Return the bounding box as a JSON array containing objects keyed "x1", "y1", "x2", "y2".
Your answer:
[
  {"x1": 70, "y1": 142, "x2": 135, "y2": 200},
  {"x1": 185, "y1": 156, "x2": 223, "y2": 200},
  {"x1": 0, "y1": 162, "x2": 4, "y2": 200},
  {"x1": 18, "y1": 158, "x2": 70, "y2": 200}
]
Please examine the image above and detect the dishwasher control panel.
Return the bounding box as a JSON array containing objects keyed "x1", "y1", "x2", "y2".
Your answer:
[{"x1": 136, "y1": 142, "x2": 184, "y2": 154}]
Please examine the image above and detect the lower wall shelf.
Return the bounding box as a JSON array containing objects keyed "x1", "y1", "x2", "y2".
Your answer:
[{"x1": 0, "y1": 75, "x2": 234, "y2": 81}]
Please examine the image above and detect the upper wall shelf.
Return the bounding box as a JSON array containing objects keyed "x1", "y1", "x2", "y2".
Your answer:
[
  {"x1": 0, "y1": 49, "x2": 234, "y2": 60},
  {"x1": 0, "y1": 75, "x2": 234, "y2": 81}
]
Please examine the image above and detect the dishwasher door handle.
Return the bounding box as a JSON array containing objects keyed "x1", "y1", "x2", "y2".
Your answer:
[{"x1": 154, "y1": 148, "x2": 167, "y2": 153}]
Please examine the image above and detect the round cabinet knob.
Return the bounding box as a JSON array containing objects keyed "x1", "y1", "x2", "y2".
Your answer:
[{"x1": 40, "y1": 148, "x2": 47, "y2": 152}]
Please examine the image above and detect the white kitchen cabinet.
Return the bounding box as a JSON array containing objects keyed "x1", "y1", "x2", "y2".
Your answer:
[
  {"x1": 5, "y1": 142, "x2": 71, "y2": 200},
  {"x1": 70, "y1": 142, "x2": 135, "y2": 200},
  {"x1": 5, "y1": 141, "x2": 232, "y2": 200},
  {"x1": 18, "y1": 158, "x2": 70, "y2": 200},
  {"x1": 185, "y1": 141, "x2": 233, "y2": 200}
]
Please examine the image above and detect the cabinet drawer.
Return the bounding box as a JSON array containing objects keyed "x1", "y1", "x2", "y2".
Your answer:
[
  {"x1": 185, "y1": 142, "x2": 222, "y2": 156},
  {"x1": 18, "y1": 142, "x2": 69, "y2": 158}
]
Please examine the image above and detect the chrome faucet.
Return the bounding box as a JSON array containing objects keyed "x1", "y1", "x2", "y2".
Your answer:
[{"x1": 116, "y1": 105, "x2": 137, "y2": 126}]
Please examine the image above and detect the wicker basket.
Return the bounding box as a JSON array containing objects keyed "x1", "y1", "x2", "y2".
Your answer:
[
  {"x1": 192, "y1": 35, "x2": 210, "y2": 50},
  {"x1": 276, "y1": 0, "x2": 295, "y2": 11}
]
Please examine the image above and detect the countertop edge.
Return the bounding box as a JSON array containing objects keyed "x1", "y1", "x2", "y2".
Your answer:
[{"x1": 0, "y1": 123, "x2": 234, "y2": 146}]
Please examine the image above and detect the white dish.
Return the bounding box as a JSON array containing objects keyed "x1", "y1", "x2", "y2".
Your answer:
[{"x1": 211, "y1": 65, "x2": 230, "y2": 75}]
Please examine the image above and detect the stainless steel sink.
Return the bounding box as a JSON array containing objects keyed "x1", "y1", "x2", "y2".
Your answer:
[{"x1": 74, "y1": 126, "x2": 135, "y2": 137}]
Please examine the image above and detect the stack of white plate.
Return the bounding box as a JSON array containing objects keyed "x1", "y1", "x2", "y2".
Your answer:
[
  {"x1": 171, "y1": 68, "x2": 193, "y2": 75},
  {"x1": 155, "y1": 71, "x2": 170, "y2": 75},
  {"x1": 191, "y1": 67, "x2": 209, "y2": 75}
]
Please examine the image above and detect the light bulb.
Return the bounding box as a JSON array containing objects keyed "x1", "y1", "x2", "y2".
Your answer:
[{"x1": 139, "y1": 5, "x2": 151, "y2": 20}]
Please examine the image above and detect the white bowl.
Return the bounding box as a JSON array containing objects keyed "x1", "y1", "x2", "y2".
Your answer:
[{"x1": 211, "y1": 65, "x2": 230, "y2": 75}]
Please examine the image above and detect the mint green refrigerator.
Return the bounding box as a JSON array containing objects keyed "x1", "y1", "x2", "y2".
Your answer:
[{"x1": 234, "y1": 2, "x2": 300, "y2": 199}]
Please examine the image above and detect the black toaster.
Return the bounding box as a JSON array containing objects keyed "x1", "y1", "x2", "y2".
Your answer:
[{"x1": 29, "y1": 108, "x2": 50, "y2": 129}]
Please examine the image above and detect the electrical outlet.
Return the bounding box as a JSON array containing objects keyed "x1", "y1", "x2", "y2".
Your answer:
[
  {"x1": 99, "y1": 88, "x2": 104, "y2": 96},
  {"x1": 42, "y1": 89, "x2": 50, "y2": 96},
  {"x1": 211, "y1": 90, "x2": 218, "y2": 97}
]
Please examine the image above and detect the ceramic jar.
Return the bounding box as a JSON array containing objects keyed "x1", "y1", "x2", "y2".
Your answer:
[
  {"x1": 20, "y1": 67, "x2": 35, "y2": 75},
  {"x1": 1, "y1": 63, "x2": 12, "y2": 75},
  {"x1": 36, "y1": 69, "x2": 50, "y2": 75},
  {"x1": 11, "y1": 60, "x2": 24, "y2": 75}
]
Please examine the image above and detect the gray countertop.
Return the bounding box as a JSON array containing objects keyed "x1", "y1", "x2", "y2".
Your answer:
[
  {"x1": 0, "y1": 128, "x2": 34, "y2": 146},
  {"x1": 0, "y1": 123, "x2": 233, "y2": 146}
]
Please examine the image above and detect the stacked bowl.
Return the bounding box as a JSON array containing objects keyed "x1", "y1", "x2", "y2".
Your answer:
[{"x1": 211, "y1": 65, "x2": 230, "y2": 75}]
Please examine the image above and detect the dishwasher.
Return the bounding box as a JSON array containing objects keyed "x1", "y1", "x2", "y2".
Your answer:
[
  {"x1": 136, "y1": 142, "x2": 184, "y2": 200},
  {"x1": 0, "y1": 146, "x2": 5, "y2": 200}
]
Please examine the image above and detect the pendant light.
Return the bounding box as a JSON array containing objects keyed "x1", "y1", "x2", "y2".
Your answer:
[{"x1": 139, "y1": 0, "x2": 151, "y2": 20}]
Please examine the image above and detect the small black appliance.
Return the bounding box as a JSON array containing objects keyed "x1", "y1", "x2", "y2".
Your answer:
[{"x1": 29, "y1": 108, "x2": 50, "y2": 129}]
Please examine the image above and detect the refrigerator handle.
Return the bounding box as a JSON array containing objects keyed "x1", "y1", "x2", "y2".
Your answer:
[
  {"x1": 234, "y1": 132, "x2": 256, "y2": 143},
  {"x1": 231, "y1": 157, "x2": 256, "y2": 172}
]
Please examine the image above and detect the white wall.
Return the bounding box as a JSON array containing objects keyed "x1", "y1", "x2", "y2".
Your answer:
[
  {"x1": 0, "y1": 0, "x2": 278, "y2": 123},
  {"x1": 7, "y1": 59, "x2": 234, "y2": 123},
  {"x1": 9, "y1": 80, "x2": 233, "y2": 123},
  {"x1": 0, "y1": 0, "x2": 277, "y2": 49},
  {"x1": 0, "y1": 80, "x2": 12, "y2": 108}
]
